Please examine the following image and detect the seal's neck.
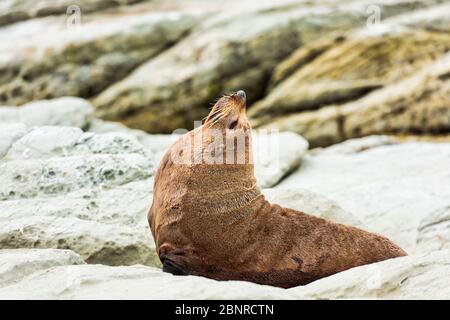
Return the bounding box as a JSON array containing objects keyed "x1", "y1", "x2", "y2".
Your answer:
[{"x1": 185, "y1": 163, "x2": 262, "y2": 216}]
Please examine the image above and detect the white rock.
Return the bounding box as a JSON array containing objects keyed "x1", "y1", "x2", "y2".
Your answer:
[
  {"x1": 0, "y1": 126, "x2": 156, "y2": 266},
  {"x1": 416, "y1": 206, "x2": 450, "y2": 253},
  {"x1": 0, "y1": 264, "x2": 295, "y2": 300},
  {"x1": 262, "y1": 187, "x2": 362, "y2": 227},
  {"x1": 0, "y1": 97, "x2": 93, "y2": 129},
  {"x1": 0, "y1": 123, "x2": 29, "y2": 158},
  {"x1": 254, "y1": 131, "x2": 308, "y2": 188},
  {"x1": 313, "y1": 135, "x2": 398, "y2": 155},
  {"x1": 278, "y1": 138, "x2": 450, "y2": 253},
  {"x1": 0, "y1": 249, "x2": 85, "y2": 288},
  {"x1": 288, "y1": 250, "x2": 450, "y2": 299},
  {"x1": 2, "y1": 249, "x2": 449, "y2": 299}
]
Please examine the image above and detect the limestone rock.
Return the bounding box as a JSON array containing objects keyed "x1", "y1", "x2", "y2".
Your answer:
[
  {"x1": 0, "y1": 123, "x2": 29, "y2": 159},
  {"x1": 0, "y1": 97, "x2": 93, "y2": 129},
  {"x1": 0, "y1": 264, "x2": 295, "y2": 299},
  {"x1": 313, "y1": 135, "x2": 399, "y2": 155},
  {"x1": 0, "y1": 10, "x2": 196, "y2": 105},
  {"x1": 253, "y1": 131, "x2": 308, "y2": 188},
  {"x1": 385, "y1": 1, "x2": 450, "y2": 32},
  {"x1": 258, "y1": 51, "x2": 450, "y2": 147},
  {"x1": 0, "y1": 248, "x2": 85, "y2": 287},
  {"x1": 251, "y1": 29, "x2": 450, "y2": 119},
  {"x1": 94, "y1": 0, "x2": 415, "y2": 133},
  {"x1": 262, "y1": 187, "x2": 363, "y2": 227},
  {"x1": 2, "y1": 249, "x2": 449, "y2": 299},
  {"x1": 0, "y1": 0, "x2": 146, "y2": 26},
  {"x1": 416, "y1": 206, "x2": 450, "y2": 253},
  {"x1": 289, "y1": 250, "x2": 450, "y2": 299},
  {"x1": 279, "y1": 137, "x2": 450, "y2": 253},
  {"x1": 0, "y1": 126, "x2": 156, "y2": 266}
]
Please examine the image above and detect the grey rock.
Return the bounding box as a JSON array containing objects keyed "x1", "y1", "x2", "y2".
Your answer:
[
  {"x1": 0, "y1": 263, "x2": 295, "y2": 299},
  {"x1": 0, "y1": 97, "x2": 93, "y2": 129},
  {"x1": 0, "y1": 126, "x2": 156, "y2": 266},
  {"x1": 0, "y1": 10, "x2": 196, "y2": 105},
  {"x1": 0, "y1": 248, "x2": 85, "y2": 288},
  {"x1": 416, "y1": 206, "x2": 450, "y2": 253},
  {"x1": 0, "y1": 0, "x2": 146, "y2": 26},
  {"x1": 1, "y1": 249, "x2": 449, "y2": 299},
  {"x1": 263, "y1": 187, "x2": 363, "y2": 227},
  {"x1": 279, "y1": 137, "x2": 450, "y2": 253},
  {"x1": 257, "y1": 51, "x2": 450, "y2": 147},
  {"x1": 0, "y1": 123, "x2": 29, "y2": 159},
  {"x1": 289, "y1": 250, "x2": 450, "y2": 299},
  {"x1": 94, "y1": 0, "x2": 417, "y2": 133}
]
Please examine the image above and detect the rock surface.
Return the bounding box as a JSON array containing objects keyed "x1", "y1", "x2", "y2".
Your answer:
[
  {"x1": 1, "y1": 249, "x2": 449, "y2": 299},
  {"x1": 0, "y1": 125, "x2": 157, "y2": 266},
  {"x1": 416, "y1": 206, "x2": 450, "y2": 253},
  {"x1": 94, "y1": 0, "x2": 434, "y2": 133},
  {"x1": 0, "y1": 0, "x2": 146, "y2": 26},
  {"x1": 252, "y1": 33, "x2": 450, "y2": 147},
  {"x1": 1, "y1": 0, "x2": 447, "y2": 143},
  {"x1": 0, "y1": 97, "x2": 93, "y2": 129},
  {"x1": 289, "y1": 250, "x2": 450, "y2": 299},
  {"x1": 279, "y1": 136, "x2": 450, "y2": 253},
  {"x1": 0, "y1": 9, "x2": 196, "y2": 105},
  {"x1": 262, "y1": 187, "x2": 363, "y2": 227},
  {"x1": 0, "y1": 263, "x2": 296, "y2": 300},
  {"x1": 0, "y1": 248, "x2": 85, "y2": 287}
]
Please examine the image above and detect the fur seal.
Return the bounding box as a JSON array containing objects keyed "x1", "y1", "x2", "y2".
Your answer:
[{"x1": 148, "y1": 90, "x2": 407, "y2": 288}]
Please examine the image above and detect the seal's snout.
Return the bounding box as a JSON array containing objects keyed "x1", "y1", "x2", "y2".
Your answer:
[{"x1": 236, "y1": 90, "x2": 246, "y2": 102}]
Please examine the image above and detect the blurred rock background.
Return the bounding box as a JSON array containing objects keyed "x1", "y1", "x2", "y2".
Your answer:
[
  {"x1": 1, "y1": 0, "x2": 449, "y2": 146},
  {"x1": 0, "y1": 0, "x2": 450, "y2": 299}
]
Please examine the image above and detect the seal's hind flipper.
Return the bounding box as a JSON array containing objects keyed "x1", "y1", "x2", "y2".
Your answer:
[{"x1": 162, "y1": 259, "x2": 187, "y2": 276}]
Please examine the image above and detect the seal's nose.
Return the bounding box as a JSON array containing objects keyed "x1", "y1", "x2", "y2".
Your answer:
[{"x1": 236, "y1": 90, "x2": 246, "y2": 102}]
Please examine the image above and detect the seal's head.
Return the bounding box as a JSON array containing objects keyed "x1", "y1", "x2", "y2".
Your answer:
[
  {"x1": 204, "y1": 90, "x2": 249, "y2": 131},
  {"x1": 197, "y1": 90, "x2": 253, "y2": 165}
]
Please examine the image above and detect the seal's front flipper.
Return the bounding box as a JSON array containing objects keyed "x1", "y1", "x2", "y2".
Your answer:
[{"x1": 162, "y1": 259, "x2": 187, "y2": 276}]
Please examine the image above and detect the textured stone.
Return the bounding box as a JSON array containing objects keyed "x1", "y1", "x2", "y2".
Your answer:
[
  {"x1": 1, "y1": 249, "x2": 449, "y2": 299},
  {"x1": 279, "y1": 137, "x2": 450, "y2": 253},
  {"x1": 0, "y1": 10, "x2": 195, "y2": 105},
  {"x1": 0, "y1": 248, "x2": 85, "y2": 288},
  {"x1": 0, "y1": 0, "x2": 146, "y2": 26},
  {"x1": 258, "y1": 52, "x2": 450, "y2": 147},
  {"x1": 262, "y1": 187, "x2": 363, "y2": 227},
  {"x1": 0, "y1": 126, "x2": 156, "y2": 266},
  {"x1": 0, "y1": 97, "x2": 93, "y2": 129},
  {"x1": 0, "y1": 263, "x2": 295, "y2": 299},
  {"x1": 289, "y1": 250, "x2": 450, "y2": 299},
  {"x1": 94, "y1": 0, "x2": 421, "y2": 133},
  {"x1": 416, "y1": 206, "x2": 450, "y2": 253}
]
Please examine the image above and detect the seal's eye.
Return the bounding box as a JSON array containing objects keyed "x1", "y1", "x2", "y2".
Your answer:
[{"x1": 228, "y1": 120, "x2": 238, "y2": 130}]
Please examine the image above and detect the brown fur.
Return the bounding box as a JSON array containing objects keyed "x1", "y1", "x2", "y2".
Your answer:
[{"x1": 148, "y1": 91, "x2": 407, "y2": 288}]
